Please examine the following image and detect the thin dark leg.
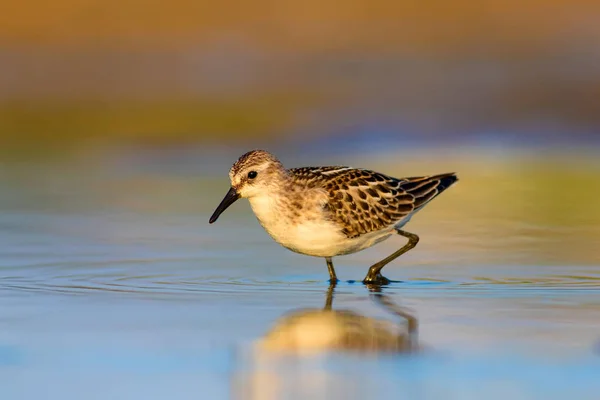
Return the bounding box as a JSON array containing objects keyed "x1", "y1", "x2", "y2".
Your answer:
[
  {"x1": 324, "y1": 281, "x2": 336, "y2": 310},
  {"x1": 363, "y1": 229, "x2": 420, "y2": 285},
  {"x1": 325, "y1": 257, "x2": 338, "y2": 283}
]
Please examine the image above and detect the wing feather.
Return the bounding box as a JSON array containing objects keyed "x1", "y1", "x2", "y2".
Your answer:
[{"x1": 289, "y1": 167, "x2": 457, "y2": 238}]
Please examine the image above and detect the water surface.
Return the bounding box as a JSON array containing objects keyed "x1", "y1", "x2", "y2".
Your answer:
[{"x1": 1, "y1": 147, "x2": 599, "y2": 399}]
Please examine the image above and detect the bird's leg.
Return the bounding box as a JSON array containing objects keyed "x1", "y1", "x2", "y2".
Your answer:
[
  {"x1": 325, "y1": 257, "x2": 338, "y2": 283},
  {"x1": 363, "y1": 229, "x2": 420, "y2": 285},
  {"x1": 324, "y1": 281, "x2": 336, "y2": 310}
]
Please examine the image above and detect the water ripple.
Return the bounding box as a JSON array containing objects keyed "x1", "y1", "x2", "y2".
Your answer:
[{"x1": 2, "y1": 267, "x2": 600, "y2": 298}]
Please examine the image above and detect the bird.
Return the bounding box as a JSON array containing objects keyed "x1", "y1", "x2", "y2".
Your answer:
[{"x1": 209, "y1": 150, "x2": 458, "y2": 285}]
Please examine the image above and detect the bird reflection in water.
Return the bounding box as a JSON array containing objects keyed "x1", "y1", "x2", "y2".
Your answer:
[
  {"x1": 256, "y1": 283, "x2": 418, "y2": 354},
  {"x1": 232, "y1": 285, "x2": 420, "y2": 400}
]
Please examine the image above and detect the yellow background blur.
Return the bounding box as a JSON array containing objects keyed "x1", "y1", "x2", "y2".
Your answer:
[{"x1": 1, "y1": 0, "x2": 599, "y2": 150}]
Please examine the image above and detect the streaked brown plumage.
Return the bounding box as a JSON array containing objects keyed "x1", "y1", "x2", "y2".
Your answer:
[
  {"x1": 209, "y1": 150, "x2": 458, "y2": 284},
  {"x1": 290, "y1": 166, "x2": 457, "y2": 239}
]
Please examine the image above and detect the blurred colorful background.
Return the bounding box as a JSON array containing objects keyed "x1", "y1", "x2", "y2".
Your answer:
[{"x1": 2, "y1": 0, "x2": 599, "y2": 153}]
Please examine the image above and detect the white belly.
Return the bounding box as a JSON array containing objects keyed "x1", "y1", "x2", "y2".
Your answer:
[{"x1": 248, "y1": 194, "x2": 394, "y2": 257}]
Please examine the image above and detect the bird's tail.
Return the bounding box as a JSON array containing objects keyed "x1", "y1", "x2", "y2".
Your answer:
[{"x1": 400, "y1": 172, "x2": 458, "y2": 211}]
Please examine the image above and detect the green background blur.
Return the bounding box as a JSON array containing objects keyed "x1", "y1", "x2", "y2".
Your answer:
[{"x1": 1, "y1": 0, "x2": 599, "y2": 153}]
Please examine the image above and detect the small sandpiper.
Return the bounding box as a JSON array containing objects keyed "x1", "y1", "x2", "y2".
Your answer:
[{"x1": 209, "y1": 150, "x2": 458, "y2": 285}]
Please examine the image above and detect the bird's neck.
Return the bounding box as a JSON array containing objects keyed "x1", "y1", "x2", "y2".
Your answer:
[{"x1": 248, "y1": 191, "x2": 287, "y2": 222}]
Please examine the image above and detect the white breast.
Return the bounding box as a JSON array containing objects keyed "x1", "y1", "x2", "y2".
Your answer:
[{"x1": 247, "y1": 193, "x2": 394, "y2": 257}]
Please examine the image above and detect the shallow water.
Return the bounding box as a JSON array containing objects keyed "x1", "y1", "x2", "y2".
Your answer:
[{"x1": 1, "y1": 146, "x2": 599, "y2": 399}]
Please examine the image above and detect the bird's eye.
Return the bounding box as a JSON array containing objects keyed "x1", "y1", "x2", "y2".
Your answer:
[{"x1": 247, "y1": 171, "x2": 258, "y2": 179}]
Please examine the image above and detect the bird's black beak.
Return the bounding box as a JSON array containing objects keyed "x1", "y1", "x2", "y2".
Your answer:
[{"x1": 209, "y1": 187, "x2": 240, "y2": 224}]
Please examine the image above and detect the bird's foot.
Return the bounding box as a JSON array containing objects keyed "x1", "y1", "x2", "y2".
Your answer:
[{"x1": 362, "y1": 273, "x2": 391, "y2": 286}]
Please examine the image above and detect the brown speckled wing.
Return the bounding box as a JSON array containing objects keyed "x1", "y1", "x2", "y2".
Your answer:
[{"x1": 290, "y1": 167, "x2": 457, "y2": 238}]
